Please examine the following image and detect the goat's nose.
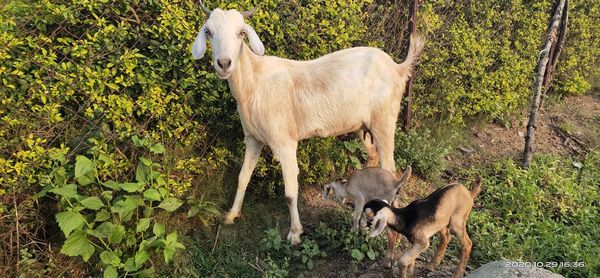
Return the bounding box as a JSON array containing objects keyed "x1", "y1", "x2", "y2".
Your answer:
[{"x1": 217, "y1": 58, "x2": 231, "y2": 70}]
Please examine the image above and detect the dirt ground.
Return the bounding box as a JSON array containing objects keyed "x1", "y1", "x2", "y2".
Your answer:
[{"x1": 296, "y1": 91, "x2": 600, "y2": 277}]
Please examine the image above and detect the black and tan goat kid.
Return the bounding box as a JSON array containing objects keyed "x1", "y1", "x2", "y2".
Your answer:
[{"x1": 360, "y1": 177, "x2": 482, "y2": 278}]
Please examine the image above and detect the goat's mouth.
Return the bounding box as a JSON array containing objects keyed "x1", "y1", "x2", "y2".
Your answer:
[{"x1": 215, "y1": 69, "x2": 231, "y2": 79}]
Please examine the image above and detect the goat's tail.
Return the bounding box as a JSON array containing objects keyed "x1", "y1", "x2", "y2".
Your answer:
[
  {"x1": 398, "y1": 33, "x2": 425, "y2": 77},
  {"x1": 470, "y1": 175, "x2": 482, "y2": 199}
]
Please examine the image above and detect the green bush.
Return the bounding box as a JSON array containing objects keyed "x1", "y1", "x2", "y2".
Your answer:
[
  {"x1": 369, "y1": 0, "x2": 600, "y2": 123},
  {"x1": 469, "y1": 153, "x2": 600, "y2": 278},
  {"x1": 394, "y1": 128, "x2": 455, "y2": 178}
]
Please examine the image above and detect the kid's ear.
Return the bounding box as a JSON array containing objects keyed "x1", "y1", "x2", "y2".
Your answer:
[{"x1": 368, "y1": 210, "x2": 388, "y2": 237}]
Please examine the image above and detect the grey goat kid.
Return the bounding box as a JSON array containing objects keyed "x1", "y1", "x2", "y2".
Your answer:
[{"x1": 322, "y1": 166, "x2": 412, "y2": 231}]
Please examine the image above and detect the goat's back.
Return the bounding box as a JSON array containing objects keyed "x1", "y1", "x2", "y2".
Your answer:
[{"x1": 346, "y1": 167, "x2": 400, "y2": 202}]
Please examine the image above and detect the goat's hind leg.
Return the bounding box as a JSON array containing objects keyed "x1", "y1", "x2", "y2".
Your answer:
[
  {"x1": 425, "y1": 227, "x2": 451, "y2": 271},
  {"x1": 225, "y1": 136, "x2": 263, "y2": 224},
  {"x1": 450, "y1": 219, "x2": 472, "y2": 278},
  {"x1": 357, "y1": 129, "x2": 379, "y2": 167},
  {"x1": 398, "y1": 236, "x2": 429, "y2": 278}
]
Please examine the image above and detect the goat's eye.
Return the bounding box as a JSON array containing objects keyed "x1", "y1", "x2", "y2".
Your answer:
[
  {"x1": 204, "y1": 29, "x2": 212, "y2": 37},
  {"x1": 239, "y1": 30, "x2": 246, "y2": 38}
]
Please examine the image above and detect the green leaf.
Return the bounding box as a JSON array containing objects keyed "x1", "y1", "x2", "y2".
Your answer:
[
  {"x1": 100, "y1": 250, "x2": 120, "y2": 266},
  {"x1": 93, "y1": 222, "x2": 117, "y2": 239},
  {"x1": 307, "y1": 259, "x2": 314, "y2": 270},
  {"x1": 123, "y1": 257, "x2": 139, "y2": 272},
  {"x1": 75, "y1": 156, "x2": 96, "y2": 185},
  {"x1": 350, "y1": 249, "x2": 365, "y2": 261},
  {"x1": 136, "y1": 163, "x2": 149, "y2": 183},
  {"x1": 135, "y1": 250, "x2": 150, "y2": 267},
  {"x1": 149, "y1": 143, "x2": 165, "y2": 154},
  {"x1": 367, "y1": 248, "x2": 376, "y2": 260},
  {"x1": 132, "y1": 135, "x2": 144, "y2": 147},
  {"x1": 158, "y1": 197, "x2": 183, "y2": 212},
  {"x1": 102, "y1": 180, "x2": 121, "y2": 190},
  {"x1": 120, "y1": 182, "x2": 143, "y2": 192},
  {"x1": 80, "y1": 197, "x2": 104, "y2": 210},
  {"x1": 103, "y1": 266, "x2": 118, "y2": 278},
  {"x1": 75, "y1": 155, "x2": 94, "y2": 179},
  {"x1": 136, "y1": 218, "x2": 151, "y2": 233},
  {"x1": 60, "y1": 230, "x2": 95, "y2": 262},
  {"x1": 50, "y1": 184, "x2": 78, "y2": 199},
  {"x1": 163, "y1": 246, "x2": 176, "y2": 264},
  {"x1": 95, "y1": 210, "x2": 110, "y2": 222},
  {"x1": 108, "y1": 224, "x2": 126, "y2": 244},
  {"x1": 56, "y1": 211, "x2": 86, "y2": 237},
  {"x1": 111, "y1": 198, "x2": 139, "y2": 220},
  {"x1": 139, "y1": 157, "x2": 152, "y2": 166},
  {"x1": 143, "y1": 189, "x2": 161, "y2": 201},
  {"x1": 153, "y1": 223, "x2": 165, "y2": 236}
]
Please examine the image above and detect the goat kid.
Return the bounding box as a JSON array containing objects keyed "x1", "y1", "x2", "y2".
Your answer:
[
  {"x1": 192, "y1": 1, "x2": 424, "y2": 245},
  {"x1": 360, "y1": 177, "x2": 482, "y2": 278},
  {"x1": 323, "y1": 166, "x2": 412, "y2": 232}
]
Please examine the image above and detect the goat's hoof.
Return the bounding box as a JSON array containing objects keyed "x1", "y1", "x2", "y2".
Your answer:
[
  {"x1": 223, "y1": 211, "x2": 239, "y2": 224},
  {"x1": 424, "y1": 263, "x2": 436, "y2": 271},
  {"x1": 287, "y1": 230, "x2": 302, "y2": 245},
  {"x1": 383, "y1": 256, "x2": 393, "y2": 269}
]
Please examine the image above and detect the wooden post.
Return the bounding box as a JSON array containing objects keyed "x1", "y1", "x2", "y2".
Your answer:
[
  {"x1": 522, "y1": 0, "x2": 567, "y2": 168},
  {"x1": 540, "y1": 0, "x2": 569, "y2": 109},
  {"x1": 401, "y1": 0, "x2": 418, "y2": 131}
]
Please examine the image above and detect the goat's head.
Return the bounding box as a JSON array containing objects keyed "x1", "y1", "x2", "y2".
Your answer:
[
  {"x1": 192, "y1": 0, "x2": 265, "y2": 79},
  {"x1": 322, "y1": 178, "x2": 347, "y2": 203},
  {"x1": 359, "y1": 199, "x2": 390, "y2": 236}
]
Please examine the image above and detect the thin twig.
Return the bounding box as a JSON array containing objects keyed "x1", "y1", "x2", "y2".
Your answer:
[{"x1": 211, "y1": 223, "x2": 221, "y2": 252}]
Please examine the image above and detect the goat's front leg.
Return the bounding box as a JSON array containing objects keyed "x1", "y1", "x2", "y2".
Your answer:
[
  {"x1": 274, "y1": 143, "x2": 303, "y2": 245},
  {"x1": 225, "y1": 136, "x2": 263, "y2": 224},
  {"x1": 383, "y1": 228, "x2": 399, "y2": 268},
  {"x1": 351, "y1": 198, "x2": 365, "y2": 232},
  {"x1": 398, "y1": 237, "x2": 429, "y2": 278}
]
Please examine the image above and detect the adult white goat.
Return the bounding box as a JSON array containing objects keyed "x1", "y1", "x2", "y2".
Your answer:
[{"x1": 192, "y1": 1, "x2": 424, "y2": 245}]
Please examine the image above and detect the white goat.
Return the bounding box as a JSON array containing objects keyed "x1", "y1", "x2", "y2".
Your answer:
[{"x1": 192, "y1": 1, "x2": 425, "y2": 245}]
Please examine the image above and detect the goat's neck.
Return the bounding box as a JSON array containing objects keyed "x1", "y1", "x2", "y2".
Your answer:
[{"x1": 228, "y1": 43, "x2": 259, "y2": 104}]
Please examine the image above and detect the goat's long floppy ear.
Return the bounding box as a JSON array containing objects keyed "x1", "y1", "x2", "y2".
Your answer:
[
  {"x1": 368, "y1": 210, "x2": 388, "y2": 238},
  {"x1": 192, "y1": 25, "x2": 208, "y2": 60},
  {"x1": 398, "y1": 165, "x2": 412, "y2": 185},
  {"x1": 244, "y1": 24, "x2": 264, "y2": 55}
]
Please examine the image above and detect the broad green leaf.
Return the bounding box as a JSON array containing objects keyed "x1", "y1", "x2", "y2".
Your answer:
[
  {"x1": 60, "y1": 230, "x2": 95, "y2": 262},
  {"x1": 139, "y1": 157, "x2": 152, "y2": 166},
  {"x1": 123, "y1": 257, "x2": 139, "y2": 272},
  {"x1": 351, "y1": 249, "x2": 365, "y2": 261},
  {"x1": 77, "y1": 173, "x2": 96, "y2": 186},
  {"x1": 103, "y1": 266, "x2": 118, "y2": 278},
  {"x1": 80, "y1": 196, "x2": 104, "y2": 210},
  {"x1": 158, "y1": 197, "x2": 183, "y2": 212},
  {"x1": 143, "y1": 189, "x2": 161, "y2": 201},
  {"x1": 102, "y1": 180, "x2": 121, "y2": 190},
  {"x1": 149, "y1": 143, "x2": 165, "y2": 154},
  {"x1": 136, "y1": 163, "x2": 149, "y2": 183},
  {"x1": 100, "y1": 250, "x2": 120, "y2": 266},
  {"x1": 108, "y1": 224, "x2": 126, "y2": 244},
  {"x1": 153, "y1": 223, "x2": 165, "y2": 236},
  {"x1": 163, "y1": 246, "x2": 176, "y2": 264},
  {"x1": 95, "y1": 210, "x2": 110, "y2": 222},
  {"x1": 165, "y1": 232, "x2": 177, "y2": 244},
  {"x1": 132, "y1": 135, "x2": 144, "y2": 147},
  {"x1": 135, "y1": 250, "x2": 150, "y2": 267},
  {"x1": 75, "y1": 155, "x2": 94, "y2": 179},
  {"x1": 93, "y1": 222, "x2": 117, "y2": 239},
  {"x1": 367, "y1": 249, "x2": 376, "y2": 260},
  {"x1": 136, "y1": 218, "x2": 151, "y2": 233},
  {"x1": 50, "y1": 184, "x2": 78, "y2": 199},
  {"x1": 120, "y1": 182, "x2": 143, "y2": 192},
  {"x1": 111, "y1": 198, "x2": 139, "y2": 220},
  {"x1": 307, "y1": 259, "x2": 314, "y2": 270},
  {"x1": 56, "y1": 211, "x2": 86, "y2": 237}
]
